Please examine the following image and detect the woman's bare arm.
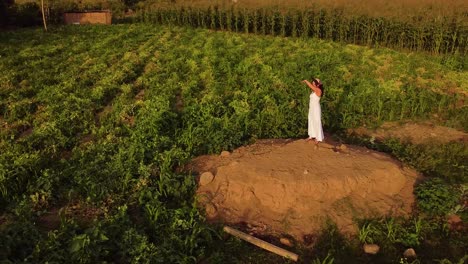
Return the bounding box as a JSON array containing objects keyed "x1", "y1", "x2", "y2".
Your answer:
[{"x1": 302, "y1": 80, "x2": 322, "y2": 96}]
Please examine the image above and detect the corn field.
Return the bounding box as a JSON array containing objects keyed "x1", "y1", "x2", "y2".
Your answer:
[{"x1": 136, "y1": 6, "x2": 467, "y2": 55}]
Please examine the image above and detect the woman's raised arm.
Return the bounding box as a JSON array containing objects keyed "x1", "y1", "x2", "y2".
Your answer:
[{"x1": 302, "y1": 80, "x2": 322, "y2": 96}]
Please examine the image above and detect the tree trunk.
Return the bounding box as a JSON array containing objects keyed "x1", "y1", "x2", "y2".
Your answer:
[{"x1": 41, "y1": 0, "x2": 47, "y2": 31}]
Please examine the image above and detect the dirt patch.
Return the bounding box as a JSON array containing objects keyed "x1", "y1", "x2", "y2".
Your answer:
[
  {"x1": 37, "y1": 208, "x2": 61, "y2": 231},
  {"x1": 18, "y1": 126, "x2": 33, "y2": 138},
  {"x1": 0, "y1": 116, "x2": 6, "y2": 129},
  {"x1": 187, "y1": 138, "x2": 421, "y2": 240},
  {"x1": 94, "y1": 104, "x2": 113, "y2": 126},
  {"x1": 134, "y1": 89, "x2": 145, "y2": 100},
  {"x1": 79, "y1": 134, "x2": 95, "y2": 146},
  {"x1": 37, "y1": 203, "x2": 106, "y2": 231},
  {"x1": 350, "y1": 122, "x2": 467, "y2": 145}
]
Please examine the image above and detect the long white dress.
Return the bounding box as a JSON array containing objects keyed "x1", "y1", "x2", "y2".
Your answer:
[{"x1": 308, "y1": 92, "x2": 324, "y2": 141}]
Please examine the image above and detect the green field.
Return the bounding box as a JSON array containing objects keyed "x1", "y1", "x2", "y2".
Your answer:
[{"x1": 0, "y1": 24, "x2": 467, "y2": 263}]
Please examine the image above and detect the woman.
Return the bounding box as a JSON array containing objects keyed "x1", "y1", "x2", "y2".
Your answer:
[{"x1": 302, "y1": 78, "x2": 324, "y2": 147}]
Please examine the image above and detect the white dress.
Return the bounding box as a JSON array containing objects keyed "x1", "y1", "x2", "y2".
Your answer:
[{"x1": 308, "y1": 92, "x2": 324, "y2": 141}]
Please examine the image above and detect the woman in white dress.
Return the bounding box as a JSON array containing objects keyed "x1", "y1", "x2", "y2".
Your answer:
[{"x1": 302, "y1": 78, "x2": 324, "y2": 147}]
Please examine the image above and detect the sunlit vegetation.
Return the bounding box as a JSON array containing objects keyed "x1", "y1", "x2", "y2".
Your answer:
[{"x1": 0, "y1": 19, "x2": 466, "y2": 264}]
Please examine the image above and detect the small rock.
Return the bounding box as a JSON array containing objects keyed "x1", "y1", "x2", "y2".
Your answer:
[
  {"x1": 205, "y1": 203, "x2": 217, "y2": 217},
  {"x1": 199, "y1": 172, "x2": 215, "y2": 186},
  {"x1": 363, "y1": 244, "x2": 380, "y2": 254},
  {"x1": 403, "y1": 248, "x2": 417, "y2": 259},
  {"x1": 220, "y1": 151, "x2": 231, "y2": 157},
  {"x1": 303, "y1": 169, "x2": 309, "y2": 174},
  {"x1": 339, "y1": 144, "x2": 350, "y2": 153},
  {"x1": 280, "y1": 237, "x2": 293, "y2": 247},
  {"x1": 447, "y1": 214, "x2": 462, "y2": 231}
]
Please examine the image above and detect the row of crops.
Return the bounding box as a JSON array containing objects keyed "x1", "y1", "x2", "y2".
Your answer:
[
  {"x1": 136, "y1": 6, "x2": 468, "y2": 55},
  {"x1": 0, "y1": 25, "x2": 467, "y2": 262}
]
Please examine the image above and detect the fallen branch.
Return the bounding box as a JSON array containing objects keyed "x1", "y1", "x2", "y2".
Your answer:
[{"x1": 223, "y1": 226, "x2": 299, "y2": 261}]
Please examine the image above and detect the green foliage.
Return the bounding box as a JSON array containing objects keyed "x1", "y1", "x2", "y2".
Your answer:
[
  {"x1": 355, "y1": 215, "x2": 467, "y2": 262},
  {"x1": 358, "y1": 222, "x2": 377, "y2": 244},
  {"x1": 9, "y1": 2, "x2": 42, "y2": 27},
  {"x1": 136, "y1": 6, "x2": 467, "y2": 55},
  {"x1": 345, "y1": 136, "x2": 467, "y2": 183},
  {"x1": 0, "y1": 0, "x2": 14, "y2": 26},
  {"x1": 435, "y1": 255, "x2": 468, "y2": 264},
  {"x1": 358, "y1": 217, "x2": 426, "y2": 248},
  {"x1": 0, "y1": 202, "x2": 43, "y2": 262},
  {"x1": 0, "y1": 25, "x2": 466, "y2": 263},
  {"x1": 312, "y1": 252, "x2": 335, "y2": 264},
  {"x1": 309, "y1": 222, "x2": 357, "y2": 264},
  {"x1": 415, "y1": 178, "x2": 461, "y2": 216}
]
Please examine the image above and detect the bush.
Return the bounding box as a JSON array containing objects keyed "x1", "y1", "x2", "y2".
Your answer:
[
  {"x1": 10, "y1": 2, "x2": 42, "y2": 27},
  {"x1": 0, "y1": 0, "x2": 14, "y2": 26},
  {"x1": 415, "y1": 178, "x2": 461, "y2": 216}
]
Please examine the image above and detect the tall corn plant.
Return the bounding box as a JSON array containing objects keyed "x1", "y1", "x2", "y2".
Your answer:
[
  {"x1": 300, "y1": 11, "x2": 310, "y2": 38},
  {"x1": 280, "y1": 12, "x2": 287, "y2": 37},
  {"x1": 260, "y1": 8, "x2": 267, "y2": 35},
  {"x1": 226, "y1": 7, "x2": 232, "y2": 31},
  {"x1": 234, "y1": 8, "x2": 240, "y2": 32},
  {"x1": 137, "y1": 5, "x2": 466, "y2": 55},
  {"x1": 243, "y1": 9, "x2": 250, "y2": 34}
]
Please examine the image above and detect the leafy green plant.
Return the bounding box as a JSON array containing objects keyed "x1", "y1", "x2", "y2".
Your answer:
[
  {"x1": 435, "y1": 255, "x2": 468, "y2": 264},
  {"x1": 358, "y1": 222, "x2": 376, "y2": 244},
  {"x1": 312, "y1": 252, "x2": 335, "y2": 264},
  {"x1": 1, "y1": 23, "x2": 466, "y2": 263},
  {"x1": 396, "y1": 217, "x2": 425, "y2": 247},
  {"x1": 415, "y1": 178, "x2": 461, "y2": 216}
]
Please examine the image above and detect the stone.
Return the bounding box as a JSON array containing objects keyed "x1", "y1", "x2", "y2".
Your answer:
[
  {"x1": 199, "y1": 172, "x2": 215, "y2": 186},
  {"x1": 220, "y1": 151, "x2": 231, "y2": 157},
  {"x1": 363, "y1": 244, "x2": 380, "y2": 254},
  {"x1": 447, "y1": 214, "x2": 463, "y2": 231},
  {"x1": 338, "y1": 144, "x2": 350, "y2": 153},
  {"x1": 403, "y1": 248, "x2": 417, "y2": 258},
  {"x1": 280, "y1": 237, "x2": 293, "y2": 247}
]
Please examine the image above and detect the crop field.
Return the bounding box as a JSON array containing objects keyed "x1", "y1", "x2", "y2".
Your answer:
[
  {"x1": 136, "y1": 0, "x2": 468, "y2": 55},
  {"x1": 0, "y1": 24, "x2": 467, "y2": 263},
  {"x1": 138, "y1": 0, "x2": 468, "y2": 25}
]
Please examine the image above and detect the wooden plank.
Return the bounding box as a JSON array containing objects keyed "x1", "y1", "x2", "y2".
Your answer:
[{"x1": 223, "y1": 226, "x2": 299, "y2": 261}]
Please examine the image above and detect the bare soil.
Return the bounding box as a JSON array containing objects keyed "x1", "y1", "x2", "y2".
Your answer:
[
  {"x1": 187, "y1": 138, "x2": 422, "y2": 240},
  {"x1": 350, "y1": 121, "x2": 467, "y2": 145}
]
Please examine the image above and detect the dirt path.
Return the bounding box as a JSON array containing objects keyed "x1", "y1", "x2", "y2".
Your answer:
[{"x1": 187, "y1": 138, "x2": 421, "y2": 241}]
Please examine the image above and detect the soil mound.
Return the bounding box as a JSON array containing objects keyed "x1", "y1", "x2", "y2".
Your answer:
[{"x1": 187, "y1": 139, "x2": 421, "y2": 240}]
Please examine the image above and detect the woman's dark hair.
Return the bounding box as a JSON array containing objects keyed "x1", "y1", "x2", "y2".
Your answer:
[{"x1": 312, "y1": 78, "x2": 324, "y2": 96}]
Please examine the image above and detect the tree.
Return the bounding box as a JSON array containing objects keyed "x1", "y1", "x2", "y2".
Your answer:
[
  {"x1": 0, "y1": 0, "x2": 14, "y2": 26},
  {"x1": 41, "y1": 0, "x2": 47, "y2": 31},
  {"x1": 123, "y1": 0, "x2": 143, "y2": 9}
]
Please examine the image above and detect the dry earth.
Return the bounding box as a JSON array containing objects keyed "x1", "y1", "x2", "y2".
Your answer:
[
  {"x1": 349, "y1": 122, "x2": 467, "y2": 145},
  {"x1": 186, "y1": 138, "x2": 422, "y2": 241}
]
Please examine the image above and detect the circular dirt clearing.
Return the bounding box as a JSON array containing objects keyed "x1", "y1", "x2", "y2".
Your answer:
[{"x1": 187, "y1": 139, "x2": 421, "y2": 240}]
